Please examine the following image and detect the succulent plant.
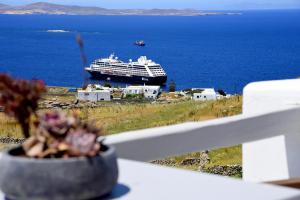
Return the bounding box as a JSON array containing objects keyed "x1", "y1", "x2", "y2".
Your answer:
[
  {"x1": 0, "y1": 74, "x2": 103, "y2": 158},
  {"x1": 0, "y1": 74, "x2": 46, "y2": 138},
  {"x1": 23, "y1": 111, "x2": 102, "y2": 158}
]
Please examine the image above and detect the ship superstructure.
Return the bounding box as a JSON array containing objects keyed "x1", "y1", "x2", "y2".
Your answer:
[{"x1": 85, "y1": 54, "x2": 167, "y2": 84}]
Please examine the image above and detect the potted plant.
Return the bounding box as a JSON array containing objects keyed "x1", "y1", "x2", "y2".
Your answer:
[{"x1": 0, "y1": 74, "x2": 118, "y2": 200}]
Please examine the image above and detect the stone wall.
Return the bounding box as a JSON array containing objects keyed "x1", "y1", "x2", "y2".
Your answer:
[{"x1": 203, "y1": 165, "x2": 242, "y2": 177}]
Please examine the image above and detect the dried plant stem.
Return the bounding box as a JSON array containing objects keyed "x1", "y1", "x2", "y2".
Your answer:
[
  {"x1": 76, "y1": 33, "x2": 89, "y2": 89},
  {"x1": 20, "y1": 120, "x2": 30, "y2": 138}
]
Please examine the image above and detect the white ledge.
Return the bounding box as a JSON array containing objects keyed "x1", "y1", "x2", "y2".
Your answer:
[{"x1": 106, "y1": 108, "x2": 300, "y2": 161}]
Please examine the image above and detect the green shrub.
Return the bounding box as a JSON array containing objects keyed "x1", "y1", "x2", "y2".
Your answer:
[
  {"x1": 104, "y1": 82, "x2": 112, "y2": 88},
  {"x1": 169, "y1": 80, "x2": 176, "y2": 92},
  {"x1": 124, "y1": 93, "x2": 144, "y2": 99}
]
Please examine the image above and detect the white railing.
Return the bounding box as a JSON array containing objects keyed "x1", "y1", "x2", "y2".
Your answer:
[
  {"x1": 106, "y1": 108, "x2": 300, "y2": 161},
  {"x1": 106, "y1": 79, "x2": 300, "y2": 183}
]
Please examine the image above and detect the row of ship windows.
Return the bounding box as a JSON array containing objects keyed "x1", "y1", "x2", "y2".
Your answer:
[
  {"x1": 151, "y1": 70, "x2": 165, "y2": 73},
  {"x1": 94, "y1": 63, "x2": 162, "y2": 70},
  {"x1": 104, "y1": 71, "x2": 149, "y2": 76},
  {"x1": 95, "y1": 68, "x2": 164, "y2": 74},
  {"x1": 95, "y1": 67, "x2": 149, "y2": 73},
  {"x1": 102, "y1": 69, "x2": 149, "y2": 75},
  {"x1": 92, "y1": 66, "x2": 165, "y2": 76},
  {"x1": 94, "y1": 67, "x2": 148, "y2": 72},
  {"x1": 104, "y1": 70, "x2": 148, "y2": 73},
  {"x1": 150, "y1": 70, "x2": 165, "y2": 72},
  {"x1": 95, "y1": 70, "x2": 163, "y2": 76},
  {"x1": 93, "y1": 68, "x2": 164, "y2": 75},
  {"x1": 150, "y1": 70, "x2": 165, "y2": 74}
]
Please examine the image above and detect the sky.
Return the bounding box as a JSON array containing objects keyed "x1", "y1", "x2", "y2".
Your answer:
[{"x1": 1, "y1": 0, "x2": 300, "y2": 10}]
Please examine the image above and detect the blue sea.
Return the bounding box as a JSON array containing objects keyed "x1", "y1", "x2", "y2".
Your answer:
[{"x1": 0, "y1": 10, "x2": 300, "y2": 94}]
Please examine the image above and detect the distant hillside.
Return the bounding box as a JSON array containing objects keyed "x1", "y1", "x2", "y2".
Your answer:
[
  {"x1": 0, "y1": 3, "x2": 9, "y2": 9},
  {"x1": 0, "y1": 2, "x2": 236, "y2": 16}
]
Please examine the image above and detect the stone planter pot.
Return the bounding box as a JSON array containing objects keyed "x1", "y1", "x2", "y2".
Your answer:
[{"x1": 0, "y1": 145, "x2": 118, "y2": 200}]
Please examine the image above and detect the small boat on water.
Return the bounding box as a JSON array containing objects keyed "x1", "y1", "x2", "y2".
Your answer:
[
  {"x1": 134, "y1": 40, "x2": 146, "y2": 46},
  {"x1": 46, "y1": 29, "x2": 70, "y2": 33}
]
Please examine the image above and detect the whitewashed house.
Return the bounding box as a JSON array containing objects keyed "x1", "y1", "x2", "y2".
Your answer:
[
  {"x1": 77, "y1": 85, "x2": 111, "y2": 102},
  {"x1": 123, "y1": 86, "x2": 144, "y2": 95},
  {"x1": 123, "y1": 85, "x2": 161, "y2": 99},
  {"x1": 216, "y1": 93, "x2": 231, "y2": 100},
  {"x1": 193, "y1": 88, "x2": 217, "y2": 101},
  {"x1": 77, "y1": 90, "x2": 111, "y2": 102},
  {"x1": 143, "y1": 86, "x2": 160, "y2": 99}
]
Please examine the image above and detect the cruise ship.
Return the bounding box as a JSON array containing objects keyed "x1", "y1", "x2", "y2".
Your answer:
[{"x1": 85, "y1": 54, "x2": 167, "y2": 85}]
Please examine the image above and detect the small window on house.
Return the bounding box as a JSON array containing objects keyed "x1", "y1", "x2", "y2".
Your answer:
[
  {"x1": 100, "y1": 98, "x2": 104, "y2": 101},
  {"x1": 204, "y1": 96, "x2": 207, "y2": 98}
]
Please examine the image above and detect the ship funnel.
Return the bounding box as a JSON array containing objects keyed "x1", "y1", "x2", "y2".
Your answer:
[{"x1": 109, "y1": 53, "x2": 115, "y2": 59}]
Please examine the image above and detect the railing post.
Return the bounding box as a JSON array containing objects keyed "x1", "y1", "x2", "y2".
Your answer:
[{"x1": 243, "y1": 79, "x2": 300, "y2": 182}]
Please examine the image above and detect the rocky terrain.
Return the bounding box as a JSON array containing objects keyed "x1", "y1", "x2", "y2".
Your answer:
[
  {"x1": 41, "y1": 98, "x2": 96, "y2": 109},
  {"x1": 0, "y1": 2, "x2": 238, "y2": 16},
  {"x1": 204, "y1": 165, "x2": 242, "y2": 177},
  {"x1": 151, "y1": 151, "x2": 242, "y2": 178}
]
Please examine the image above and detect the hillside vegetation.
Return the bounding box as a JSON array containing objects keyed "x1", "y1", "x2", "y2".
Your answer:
[
  {"x1": 0, "y1": 96, "x2": 242, "y2": 138},
  {"x1": 0, "y1": 91, "x2": 242, "y2": 177}
]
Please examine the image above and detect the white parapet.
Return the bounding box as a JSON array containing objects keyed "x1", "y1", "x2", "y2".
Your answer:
[{"x1": 243, "y1": 79, "x2": 300, "y2": 182}]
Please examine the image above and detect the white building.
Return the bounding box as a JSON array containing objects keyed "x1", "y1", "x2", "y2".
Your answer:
[
  {"x1": 193, "y1": 88, "x2": 217, "y2": 101},
  {"x1": 123, "y1": 86, "x2": 144, "y2": 95},
  {"x1": 77, "y1": 85, "x2": 111, "y2": 102},
  {"x1": 143, "y1": 86, "x2": 160, "y2": 99},
  {"x1": 216, "y1": 93, "x2": 231, "y2": 100},
  {"x1": 123, "y1": 85, "x2": 161, "y2": 99}
]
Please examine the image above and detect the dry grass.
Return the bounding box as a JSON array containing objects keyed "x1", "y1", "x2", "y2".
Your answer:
[
  {"x1": 81, "y1": 96, "x2": 242, "y2": 135},
  {"x1": 0, "y1": 114, "x2": 22, "y2": 138},
  {"x1": 0, "y1": 93, "x2": 243, "y2": 176},
  {"x1": 149, "y1": 144, "x2": 242, "y2": 178},
  {"x1": 47, "y1": 86, "x2": 70, "y2": 94},
  {"x1": 0, "y1": 96, "x2": 242, "y2": 138}
]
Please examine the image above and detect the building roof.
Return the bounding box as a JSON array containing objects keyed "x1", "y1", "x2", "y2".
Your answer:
[
  {"x1": 193, "y1": 88, "x2": 216, "y2": 95},
  {"x1": 125, "y1": 85, "x2": 160, "y2": 90},
  {"x1": 78, "y1": 89, "x2": 110, "y2": 93}
]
